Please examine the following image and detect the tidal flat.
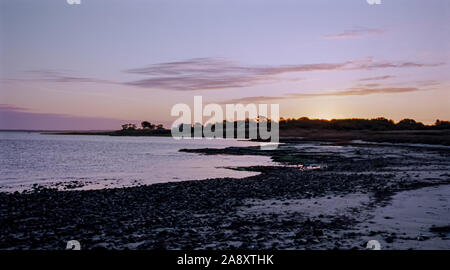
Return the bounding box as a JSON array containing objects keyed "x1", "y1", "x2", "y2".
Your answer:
[{"x1": 0, "y1": 140, "x2": 449, "y2": 250}]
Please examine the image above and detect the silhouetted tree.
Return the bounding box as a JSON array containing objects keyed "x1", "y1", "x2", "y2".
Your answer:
[
  {"x1": 141, "y1": 121, "x2": 154, "y2": 129},
  {"x1": 121, "y1": 123, "x2": 137, "y2": 130},
  {"x1": 396, "y1": 119, "x2": 425, "y2": 130},
  {"x1": 434, "y1": 119, "x2": 450, "y2": 129}
]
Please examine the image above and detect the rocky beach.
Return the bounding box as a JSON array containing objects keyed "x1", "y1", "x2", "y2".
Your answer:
[{"x1": 0, "y1": 139, "x2": 449, "y2": 250}]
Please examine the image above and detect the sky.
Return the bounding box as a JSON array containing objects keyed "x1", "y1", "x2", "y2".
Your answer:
[{"x1": 0, "y1": 0, "x2": 449, "y2": 130}]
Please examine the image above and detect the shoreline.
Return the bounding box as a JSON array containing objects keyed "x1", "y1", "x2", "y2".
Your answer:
[
  {"x1": 42, "y1": 129, "x2": 172, "y2": 137},
  {"x1": 0, "y1": 167, "x2": 448, "y2": 250},
  {"x1": 42, "y1": 128, "x2": 450, "y2": 146},
  {"x1": 1, "y1": 140, "x2": 449, "y2": 250}
]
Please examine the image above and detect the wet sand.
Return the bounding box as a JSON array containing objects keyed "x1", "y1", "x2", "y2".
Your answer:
[{"x1": 0, "y1": 141, "x2": 449, "y2": 250}]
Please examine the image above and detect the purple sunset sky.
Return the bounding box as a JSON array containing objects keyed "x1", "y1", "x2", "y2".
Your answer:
[{"x1": 0, "y1": 0, "x2": 449, "y2": 130}]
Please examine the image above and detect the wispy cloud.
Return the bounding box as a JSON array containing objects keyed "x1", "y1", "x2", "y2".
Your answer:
[
  {"x1": 24, "y1": 70, "x2": 115, "y2": 84},
  {"x1": 324, "y1": 28, "x2": 387, "y2": 39},
  {"x1": 7, "y1": 58, "x2": 442, "y2": 92},
  {"x1": 219, "y1": 86, "x2": 425, "y2": 104},
  {"x1": 0, "y1": 104, "x2": 129, "y2": 130},
  {"x1": 355, "y1": 83, "x2": 382, "y2": 88},
  {"x1": 291, "y1": 87, "x2": 421, "y2": 97},
  {"x1": 124, "y1": 58, "x2": 279, "y2": 91},
  {"x1": 359, "y1": 75, "x2": 395, "y2": 81},
  {"x1": 0, "y1": 104, "x2": 30, "y2": 112},
  {"x1": 124, "y1": 57, "x2": 442, "y2": 91}
]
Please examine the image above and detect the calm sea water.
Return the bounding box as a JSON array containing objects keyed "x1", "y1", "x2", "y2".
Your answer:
[{"x1": 0, "y1": 132, "x2": 275, "y2": 191}]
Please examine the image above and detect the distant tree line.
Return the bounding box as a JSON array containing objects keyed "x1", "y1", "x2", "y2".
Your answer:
[
  {"x1": 122, "y1": 117, "x2": 450, "y2": 134},
  {"x1": 278, "y1": 117, "x2": 450, "y2": 131},
  {"x1": 172, "y1": 117, "x2": 450, "y2": 134},
  {"x1": 121, "y1": 121, "x2": 165, "y2": 131}
]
